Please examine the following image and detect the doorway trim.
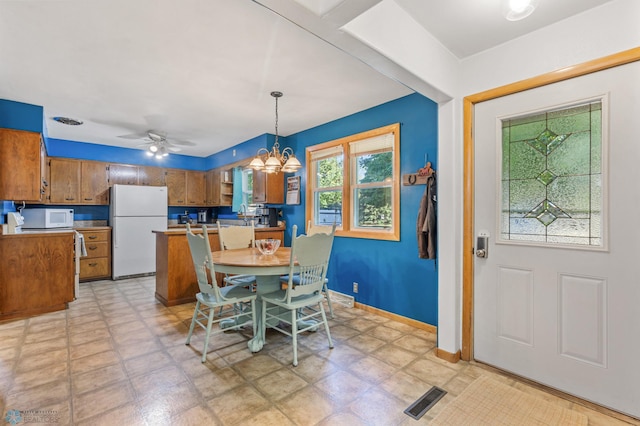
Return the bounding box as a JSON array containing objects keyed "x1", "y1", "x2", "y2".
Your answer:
[{"x1": 461, "y1": 46, "x2": 640, "y2": 361}]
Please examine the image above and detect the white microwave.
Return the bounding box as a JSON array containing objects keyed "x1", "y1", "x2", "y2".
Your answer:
[{"x1": 22, "y1": 208, "x2": 74, "y2": 229}]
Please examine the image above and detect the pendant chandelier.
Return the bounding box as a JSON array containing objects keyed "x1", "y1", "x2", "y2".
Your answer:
[{"x1": 249, "y1": 91, "x2": 302, "y2": 174}]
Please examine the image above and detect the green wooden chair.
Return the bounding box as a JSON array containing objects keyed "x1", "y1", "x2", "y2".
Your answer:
[
  {"x1": 280, "y1": 221, "x2": 336, "y2": 318},
  {"x1": 217, "y1": 221, "x2": 257, "y2": 289},
  {"x1": 262, "y1": 224, "x2": 335, "y2": 366},
  {"x1": 185, "y1": 224, "x2": 257, "y2": 362}
]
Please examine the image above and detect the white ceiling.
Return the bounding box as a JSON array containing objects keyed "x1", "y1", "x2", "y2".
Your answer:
[{"x1": 0, "y1": 0, "x2": 614, "y2": 157}]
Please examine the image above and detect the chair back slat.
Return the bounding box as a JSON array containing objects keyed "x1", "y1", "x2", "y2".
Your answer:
[
  {"x1": 186, "y1": 224, "x2": 220, "y2": 297},
  {"x1": 217, "y1": 221, "x2": 255, "y2": 250}
]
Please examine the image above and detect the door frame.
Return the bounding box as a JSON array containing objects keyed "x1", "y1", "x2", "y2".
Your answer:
[{"x1": 461, "y1": 46, "x2": 640, "y2": 362}]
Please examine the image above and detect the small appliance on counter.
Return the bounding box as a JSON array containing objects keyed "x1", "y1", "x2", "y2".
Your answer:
[
  {"x1": 178, "y1": 211, "x2": 192, "y2": 224},
  {"x1": 197, "y1": 208, "x2": 218, "y2": 224},
  {"x1": 255, "y1": 206, "x2": 279, "y2": 227},
  {"x1": 22, "y1": 208, "x2": 74, "y2": 229},
  {"x1": 5, "y1": 212, "x2": 24, "y2": 234}
]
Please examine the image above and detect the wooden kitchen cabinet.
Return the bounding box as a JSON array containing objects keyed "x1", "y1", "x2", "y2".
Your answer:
[
  {"x1": 81, "y1": 161, "x2": 110, "y2": 204},
  {"x1": 48, "y1": 158, "x2": 110, "y2": 205},
  {"x1": 186, "y1": 171, "x2": 206, "y2": 205},
  {"x1": 78, "y1": 228, "x2": 111, "y2": 281},
  {"x1": 139, "y1": 166, "x2": 165, "y2": 186},
  {"x1": 165, "y1": 169, "x2": 186, "y2": 205},
  {"x1": 252, "y1": 170, "x2": 284, "y2": 204},
  {"x1": 48, "y1": 158, "x2": 81, "y2": 203},
  {"x1": 109, "y1": 163, "x2": 139, "y2": 185},
  {"x1": 0, "y1": 128, "x2": 43, "y2": 202},
  {"x1": 205, "y1": 169, "x2": 216, "y2": 206},
  {"x1": 0, "y1": 232, "x2": 75, "y2": 320}
]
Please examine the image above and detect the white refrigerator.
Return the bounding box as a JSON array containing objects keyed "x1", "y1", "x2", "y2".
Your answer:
[{"x1": 110, "y1": 184, "x2": 168, "y2": 279}]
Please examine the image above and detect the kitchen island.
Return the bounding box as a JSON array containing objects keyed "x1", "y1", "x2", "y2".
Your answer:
[
  {"x1": 0, "y1": 230, "x2": 76, "y2": 320},
  {"x1": 153, "y1": 225, "x2": 285, "y2": 306}
]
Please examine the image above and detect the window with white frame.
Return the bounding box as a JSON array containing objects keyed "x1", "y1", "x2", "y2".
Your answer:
[{"x1": 306, "y1": 123, "x2": 400, "y2": 241}]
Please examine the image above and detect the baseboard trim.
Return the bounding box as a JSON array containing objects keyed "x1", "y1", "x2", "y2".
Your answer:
[
  {"x1": 435, "y1": 348, "x2": 461, "y2": 364},
  {"x1": 353, "y1": 302, "x2": 437, "y2": 334}
]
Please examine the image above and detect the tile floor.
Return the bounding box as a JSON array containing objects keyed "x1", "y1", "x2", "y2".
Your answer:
[{"x1": 0, "y1": 276, "x2": 637, "y2": 425}]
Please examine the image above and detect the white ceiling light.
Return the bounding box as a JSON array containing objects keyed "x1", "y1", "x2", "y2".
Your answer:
[
  {"x1": 249, "y1": 92, "x2": 302, "y2": 174},
  {"x1": 503, "y1": 0, "x2": 539, "y2": 21},
  {"x1": 145, "y1": 142, "x2": 168, "y2": 159}
]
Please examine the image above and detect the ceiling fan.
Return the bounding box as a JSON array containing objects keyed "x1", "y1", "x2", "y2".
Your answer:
[{"x1": 118, "y1": 130, "x2": 195, "y2": 157}]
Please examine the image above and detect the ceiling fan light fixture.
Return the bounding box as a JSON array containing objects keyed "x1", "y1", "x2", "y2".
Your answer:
[
  {"x1": 503, "y1": 0, "x2": 538, "y2": 21},
  {"x1": 249, "y1": 91, "x2": 302, "y2": 174},
  {"x1": 149, "y1": 144, "x2": 158, "y2": 153}
]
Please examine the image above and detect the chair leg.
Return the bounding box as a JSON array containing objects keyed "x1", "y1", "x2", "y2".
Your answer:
[
  {"x1": 323, "y1": 282, "x2": 334, "y2": 319},
  {"x1": 201, "y1": 305, "x2": 216, "y2": 363},
  {"x1": 291, "y1": 308, "x2": 299, "y2": 366},
  {"x1": 261, "y1": 299, "x2": 268, "y2": 344},
  {"x1": 319, "y1": 303, "x2": 334, "y2": 349},
  {"x1": 185, "y1": 300, "x2": 200, "y2": 345},
  {"x1": 250, "y1": 299, "x2": 257, "y2": 337}
]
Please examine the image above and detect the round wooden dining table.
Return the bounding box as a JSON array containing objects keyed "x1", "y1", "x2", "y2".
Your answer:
[{"x1": 210, "y1": 247, "x2": 295, "y2": 352}]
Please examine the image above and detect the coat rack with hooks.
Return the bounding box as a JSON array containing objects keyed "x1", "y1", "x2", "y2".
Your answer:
[{"x1": 402, "y1": 154, "x2": 436, "y2": 186}]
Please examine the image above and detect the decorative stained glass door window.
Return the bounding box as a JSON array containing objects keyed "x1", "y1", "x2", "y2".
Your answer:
[{"x1": 500, "y1": 99, "x2": 605, "y2": 247}]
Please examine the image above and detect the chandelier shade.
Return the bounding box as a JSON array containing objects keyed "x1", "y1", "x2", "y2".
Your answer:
[{"x1": 250, "y1": 91, "x2": 302, "y2": 174}]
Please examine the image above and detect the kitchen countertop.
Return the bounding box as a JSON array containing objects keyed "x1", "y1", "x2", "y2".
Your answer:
[
  {"x1": 1, "y1": 225, "x2": 111, "y2": 238},
  {"x1": 156, "y1": 224, "x2": 285, "y2": 234}
]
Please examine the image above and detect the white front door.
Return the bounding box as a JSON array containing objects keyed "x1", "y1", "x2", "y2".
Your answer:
[{"x1": 473, "y1": 60, "x2": 640, "y2": 417}]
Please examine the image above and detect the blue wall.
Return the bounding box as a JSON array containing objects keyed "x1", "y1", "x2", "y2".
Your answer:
[
  {"x1": 277, "y1": 93, "x2": 438, "y2": 325},
  {"x1": 1, "y1": 95, "x2": 439, "y2": 325}
]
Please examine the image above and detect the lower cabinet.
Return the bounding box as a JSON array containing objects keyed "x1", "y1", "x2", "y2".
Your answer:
[
  {"x1": 0, "y1": 232, "x2": 75, "y2": 320},
  {"x1": 78, "y1": 228, "x2": 112, "y2": 281}
]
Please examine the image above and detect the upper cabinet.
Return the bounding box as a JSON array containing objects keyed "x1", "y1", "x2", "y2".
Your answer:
[
  {"x1": 108, "y1": 164, "x2": 139, "y2": 186},
  {"x1": 252, "y1": 170, "x2": 284, "y2": 204},
  {"x1": 48, "y1": 158, "x2": 81, "y2": 204},
  {"x1": 165, "y1": 169, "x2": 186, "y2": 206},
  {"x1": 0, "y1": 129, "x2": 43, "y2": 202},
  {"x1": 81, "y1": 161, "x2": 110, "y2": 204},
  {"x1": 186, "y1": 171, "x2": 206, "y2": 206},
  {"x1": 48, "y1": 158, "x2": 110, "y2": 205},
  {"x1": 139, "y1": 166, "x2": 165, "y2": 186}
]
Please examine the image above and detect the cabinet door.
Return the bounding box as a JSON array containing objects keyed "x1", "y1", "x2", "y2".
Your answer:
[
  {"x1": 186, "y1": 171, "x2": 206, "y2": 206},
  {"x1": 40, "y1": 139, "x2": 48, "y2": 201},
  {"x1": 81, "y1": 161, "x2": 110, "y2": 204},
  {"x1": 109, "y1": 164, "x2": 139, "y2": 185},
  {"x1": 252, "y1": 169, "x2": 267, "y2": 204},
  {"x1": 0, "y1": 129, "x2": 42, "y2": 201},
  {"x1": 253, "y1": 170, "x2": 284, "y2": 204},
  {"x1": 165, "y1": 169, "x2": 186, "y2": 205},
  {"x1": 139, "y1": 166, "x2": 165, "y2": 186},
  {"x1": 205, "y1": 169, "x2": 216, "y2": 206},
  {"x1": 49, "y1": 158, "x2": 81, "y2": 204}
]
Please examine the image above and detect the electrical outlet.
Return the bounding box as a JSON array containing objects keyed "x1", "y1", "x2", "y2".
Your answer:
[{"x1": 353, "y1": 282, "x2": 358, "y2": 293}]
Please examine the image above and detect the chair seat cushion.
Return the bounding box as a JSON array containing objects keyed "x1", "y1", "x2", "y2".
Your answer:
[
  {"x1": 225, "y1": 274, "x2": 256, "y2": 286},
  {"x1": 280, "y1": 275, "x2": 328, "y2": 285},
  {"x1": 261, "y1": 289, "x2": 324, "y2": 309},
  {"x1": 197, "y1": 286, "x2": 255, "y2": 306}
]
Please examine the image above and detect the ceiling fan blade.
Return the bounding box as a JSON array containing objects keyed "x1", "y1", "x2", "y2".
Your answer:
[
  {"x1": 166, "y1": 138, "x2": 196, "y2": 146},
  {"x1": 167, "y1": 146, "x2": 182, "y2": 152},
  {"x1": 118, "y1": 132, "x2": 150, "y2": 140}
]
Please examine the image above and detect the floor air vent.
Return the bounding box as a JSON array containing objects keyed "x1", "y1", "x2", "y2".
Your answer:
[{"x1": 404, "y1": 386, "x2": 447, "y2": 420}]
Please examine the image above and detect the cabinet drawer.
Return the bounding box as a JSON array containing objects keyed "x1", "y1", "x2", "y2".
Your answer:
[
  {"x1": 84, "y1": 241, "x2": 108, "y2": 258},
  {"x1": 80, "y1": 257, "x2": 110, "y2": 279},
  {"x1": 81, "y1": 231, "x2": 109, "y2": 242}
]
